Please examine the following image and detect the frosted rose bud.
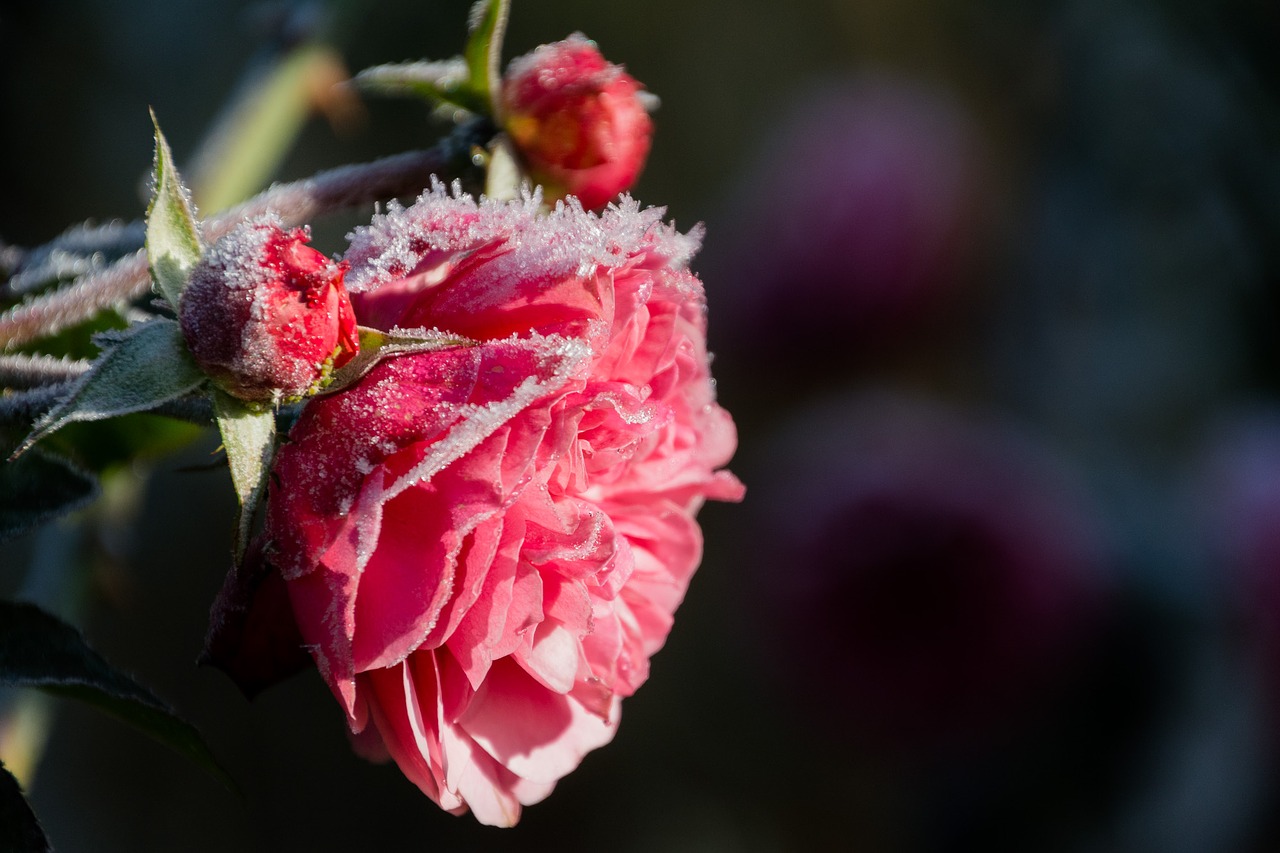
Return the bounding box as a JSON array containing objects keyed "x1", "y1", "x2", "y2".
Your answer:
[
  {"x1": 179, "y1": 216, "x2": 359, "y2": 404},
  {"x1": 501, "y1": 34, "x2": 653, "y2": 210}
]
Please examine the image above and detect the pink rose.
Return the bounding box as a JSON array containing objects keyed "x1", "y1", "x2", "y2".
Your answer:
[
  {"x1": 229, "y1": 186, "x2": 740, "y2": 825},
  {"x1": 179, "y1": 215, "x2": 359, "y2": 404},
  {"x1": 501, "y1": 34, "x2": 654, "y2": 211}
]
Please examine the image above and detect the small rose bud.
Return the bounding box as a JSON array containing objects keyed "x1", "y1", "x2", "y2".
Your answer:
[
  {"x1": 179, "y1": 216, "x2": 359, "y2": 404},
  {"x1": 501, "y1": 33, "x2": 653, "y2": 211}
]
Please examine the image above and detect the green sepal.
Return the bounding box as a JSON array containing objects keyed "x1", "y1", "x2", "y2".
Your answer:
[
  {"x1": 351, "y1": 1, "x2": 509, "y2": 118},
  {"x1": 353, "y1": 58, "x2": 484, "y2": 114},
  {"x1": 12, "y1": 319, "x2": 207, "y2": 459},
  {"x1": 145, "y1": 110, "x2": 203, "y2": 310},
  {"x1": 465, "y1": 0, "x2": 511, "y2": 119},
  {"x1": 212, "y1": 390, "x2": 276, "y2": 560},
  {"x1": 319, "y1": 326, "x2": 474, "y2": 397},
  {"x1": 0, "y1": 600, "x2": 239, "y2": 797}
]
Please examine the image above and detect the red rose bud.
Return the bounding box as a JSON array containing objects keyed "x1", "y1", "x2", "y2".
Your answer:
[
  {"x1": 501, "y1": 34, "x2": 653, "y2": 210},
  {"x1": 179, "y1": 216, "x2": 359, "y2": 404}
]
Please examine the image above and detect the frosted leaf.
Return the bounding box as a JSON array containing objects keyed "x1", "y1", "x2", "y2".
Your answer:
[
  {"x1": 14, "y1": 319, "x2": 206, "y2": 458},
  {"x1": 355, "y1": 58, "x2": 471, "y2": 98},
  {"x1": 145, "y1": 113, "x2": 203, "y2": 310}
]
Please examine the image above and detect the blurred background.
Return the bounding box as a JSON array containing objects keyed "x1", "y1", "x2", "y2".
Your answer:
[{"x1": 3, "y1": 0, "x2": 1280, "y2": 850}]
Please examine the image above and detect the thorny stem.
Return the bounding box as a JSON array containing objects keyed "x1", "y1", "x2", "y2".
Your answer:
[
  {"x1": 0, "y1": 124, "x2": 485, "y2": 352},
  {"x1": 3, "y1": 221, "x2": 146, "y2": 298},
  {"x1": 0, "y1": 353, "x2": 92, "y2": 389},
  {"x1": 0, "y1": 252, "x2": 150, "y2": 355}
]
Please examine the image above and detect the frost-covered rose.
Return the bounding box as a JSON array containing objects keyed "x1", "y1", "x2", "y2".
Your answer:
[
  {"x1": 219, "y1": 186, "x2": 740, "y2": 825},
  {"x1": 179, "y1": 216, "x2": 359, "y2": 403},
  {"x1": 502, "y1": 34, "x2": 653, "y2": 211}
]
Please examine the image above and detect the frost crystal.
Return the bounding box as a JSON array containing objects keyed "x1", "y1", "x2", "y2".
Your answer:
[{"x1": 344, "y1": 180, "x2": 700, "y2": 296}]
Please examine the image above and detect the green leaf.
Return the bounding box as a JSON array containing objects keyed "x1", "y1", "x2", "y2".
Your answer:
[
  {"x1": 353, "y1": 58, "x2": 483, "y2": 113},
  {"x1": 349, "y1": 3, "x2": 508, "y2": 117},
  {"x1": 0, "y1": 760, "x2": 49, "y2": 853},
  {"x1": 145, "y1": 110, "x2": 203, "y2": 309},
  {"x1": 0, "y1": 600, "x2": 238, "y2": 796},
  {"x1": 464, "y1": 0, "x2": 510, "y2": 118},
  {"x1": 320, "y1": 326, "x2": 474, "y2": 397},
  {"x1": 13, "y1": 319, "x2": 207, "y2": 458},
  {"x1": 0, "y1": 444, "x2": 98, "y2": 543},
  {"x1": 212, "y1": 390, "x2": 276, "y2": 559}
]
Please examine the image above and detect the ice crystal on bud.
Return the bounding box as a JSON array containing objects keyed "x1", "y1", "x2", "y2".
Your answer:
[{"x1": 179, "y1": 215, "x2": 359, "y2": 404}]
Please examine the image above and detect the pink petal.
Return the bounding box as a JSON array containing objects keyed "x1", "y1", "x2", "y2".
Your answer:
[
  {"x1": 351, "y1": 474, "x2": 477, "y2": 672},
  {"x1": 460, "y1": 658, "x2": 617, "y2": 784},
  {"x1": 286, "y1": 565, "x2": 361, "y2": 722},
  {"x1": 363, "y1": 664, "x2": 446, "y2": 806},
  {"x1": 446, "y1": 520, "x2": 530, "y2": 690},
  {"x1": 514, "y1": 620, "x2": 582, "y2": 694}
]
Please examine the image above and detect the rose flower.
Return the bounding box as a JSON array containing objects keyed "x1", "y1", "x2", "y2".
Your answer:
[
  {"x1": 501, "y1": 34, "x2": 654, "y2": 211},
  {"x1": 207, "y1": 185, "x2": 741, "y2": 825}
]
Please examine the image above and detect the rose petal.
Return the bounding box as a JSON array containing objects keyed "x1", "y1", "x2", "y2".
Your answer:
[{"x1": 459, "y1": 657, "x2": 617, "y2": 785}]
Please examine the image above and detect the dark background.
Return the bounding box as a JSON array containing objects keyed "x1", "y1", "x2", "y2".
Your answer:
[{"x1": 4, "y1": 0, "x2": 1280, "y2": 850}]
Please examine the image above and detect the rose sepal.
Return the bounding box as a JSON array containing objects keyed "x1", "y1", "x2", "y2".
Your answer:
[
  {"x1": 352, "y1": 59, "x2": 478, "y2": 113},
  {"x1": 350, "y1": 0, "x2": 509, "y2": 119},
  {"x1": 212, "y1": 390, "x2": 276, "y2": 560},
  {"x1": 145, "y1": 109, "x2": 203, "y2": 310},
  {"x1": 465, "y1": 0, "x2": 510, "y2": 118},
  {"x1": 316, "y1": 325, "x2": 475, "y2": 397}
]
